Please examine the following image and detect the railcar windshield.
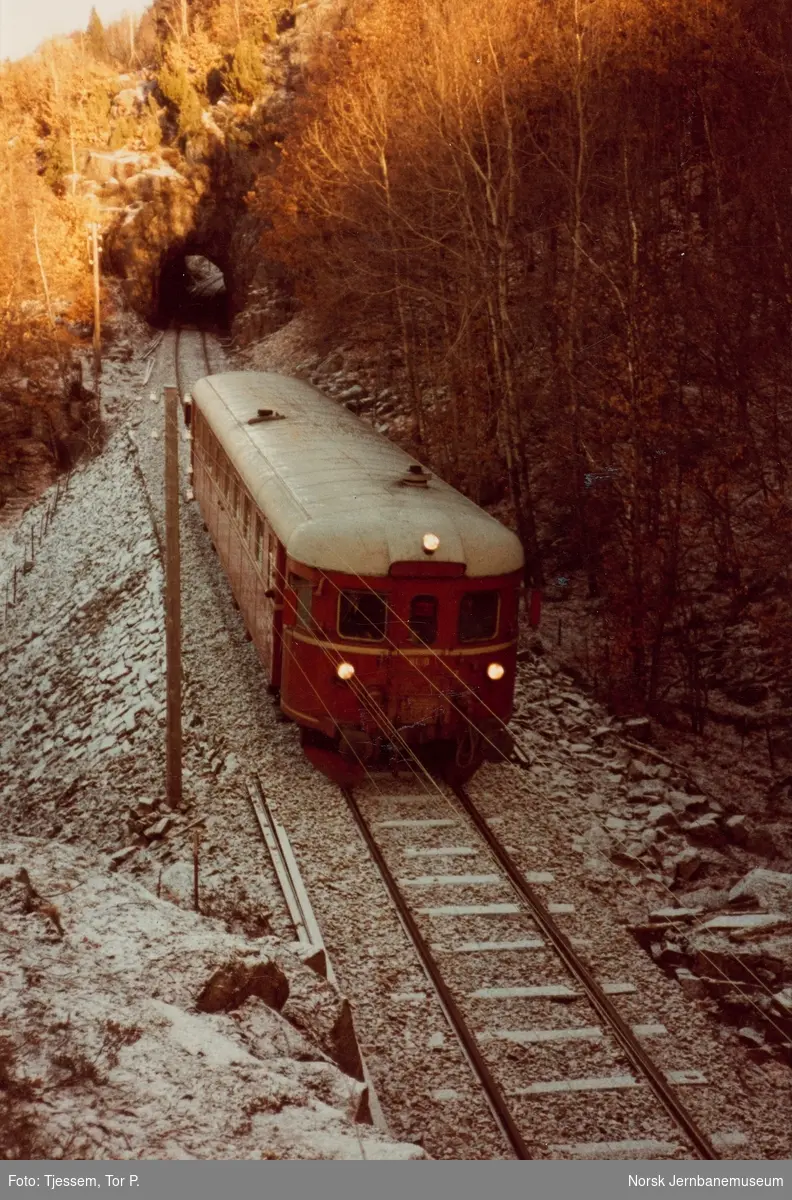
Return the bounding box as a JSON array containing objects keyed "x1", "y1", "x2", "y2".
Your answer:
[
  {"x1": 409, "y1": 595, "x2": 438, "y2": 645},
  {"x1": 339, "y1": 590, "x2": 387, "y2": 641},
  {"x1": 459, "y1": 590, "x2": 499, "y2": 642}
]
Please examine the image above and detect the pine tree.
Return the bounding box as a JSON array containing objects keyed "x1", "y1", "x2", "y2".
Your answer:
[
  {"x1": 86, "y1": 7, "x2": 109, "y2": 63},
  {"x1": 225, "y1": 38, "x2": 268, "y2": 102}
]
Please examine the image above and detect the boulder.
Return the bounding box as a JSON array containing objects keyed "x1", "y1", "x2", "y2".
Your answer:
[{"x1": 728, "y1": 869, "x2": 792, "y2": 916}]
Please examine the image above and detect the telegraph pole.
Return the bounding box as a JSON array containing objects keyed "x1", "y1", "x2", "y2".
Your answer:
[
  {"x1": 164, "y1": 385, "x2": 183, "y2": 809},
  {"x1": 87, "y1": 221, "x2": 102, "y2": 386}
]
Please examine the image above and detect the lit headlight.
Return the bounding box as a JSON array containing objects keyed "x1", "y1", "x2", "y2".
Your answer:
[
  {"x1": 487, "y1": 662, "x2": 505, "y2": 681},
  {"x1": 337, "y1": 662, "x2": 355, "y2": 681},
  {"x1": 422, "y1": 533, "x2": 440, "y2": 553}
]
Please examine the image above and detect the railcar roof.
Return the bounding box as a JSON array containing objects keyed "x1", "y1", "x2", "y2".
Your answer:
[{"x1": 191, "y1": 372, "x2": 524, "y2": 578}]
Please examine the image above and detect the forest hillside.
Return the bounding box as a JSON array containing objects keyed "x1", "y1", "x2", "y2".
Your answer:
[{"x1": 1, "y1": 0, "x2": 791, "y2": 753}]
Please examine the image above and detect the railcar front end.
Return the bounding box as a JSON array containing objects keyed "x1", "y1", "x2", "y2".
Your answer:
[{"x1": 280, "y1": 560, "x2": 522, "y2": 784}]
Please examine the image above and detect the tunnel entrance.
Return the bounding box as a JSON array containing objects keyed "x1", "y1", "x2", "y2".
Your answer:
[{"x1": 156, "y1": 252, "x2": 229, "y2": 330}]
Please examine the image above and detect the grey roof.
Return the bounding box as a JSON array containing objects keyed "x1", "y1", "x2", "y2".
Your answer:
[{"x1": 191, "y1": 372, "x2": 524, "y2": 578}]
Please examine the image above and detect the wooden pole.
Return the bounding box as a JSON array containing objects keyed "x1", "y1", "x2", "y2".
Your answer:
[
  {"x1": 88, "y1": 222, "x2": 102, "y2": 386},
  {"x1": 164, "y1": 385, "x2": 183, "y2": 809}
]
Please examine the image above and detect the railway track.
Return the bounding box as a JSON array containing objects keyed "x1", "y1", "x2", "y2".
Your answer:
[
  {"x1": 174, "y1": 324, "x2": 212, "y2": 396},
  {"x1": 341, "y1": 776, "x2": 732, "y2": 1161}
]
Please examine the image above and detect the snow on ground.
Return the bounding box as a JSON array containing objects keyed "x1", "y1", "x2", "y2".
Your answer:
[
  {"x1": 0, "y1": 836, "x2": 425, "y2": 1160},
  {"x1": 2, "y1": 311, "x2": 791, "y2": 1159},
  {"x1": 0, "y1": 327, "x2": 425, "y2": 1160}
]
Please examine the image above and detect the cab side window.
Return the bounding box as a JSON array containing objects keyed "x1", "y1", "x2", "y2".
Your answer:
[{"x1": 290, "y1": 575, "x2": 313, "y2": 629}]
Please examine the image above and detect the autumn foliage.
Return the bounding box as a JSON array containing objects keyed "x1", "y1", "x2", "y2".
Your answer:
[{"x1": 252, "y1": 0, "x2": 792, "y2": 717}]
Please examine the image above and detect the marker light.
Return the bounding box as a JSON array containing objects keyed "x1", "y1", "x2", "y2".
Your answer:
[
  {"x1": 487, "y1": 662, "x2": 505, "y2": 681},
  {"x1": 422, "y1": 533, "x2": 440, "y2": 553},
  {"x1": 337, "y1": 662, "x2": 356, "y2": 681}
]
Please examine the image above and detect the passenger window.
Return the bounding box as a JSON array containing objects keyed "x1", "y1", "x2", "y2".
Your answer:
[
  {"x1": 254, "y1": 518, "x2": 264, "y2": 564},
  {"x1": 290, "y1": 575, "x2": 313, "y2": 629},
  {"x1": 242, "y1": 495, "x2": 251, "y2": 538},
  {"x1": 339, "y1": 590, "x2": 387, "y2": 641},
  {"x1": 409, "y1": 595, "x2": 438, "y2": 645},
  {"x1": 459, "y1": 591, "x2": 499, "y2": 642}
]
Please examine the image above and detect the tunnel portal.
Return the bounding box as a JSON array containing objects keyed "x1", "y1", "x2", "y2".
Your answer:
[{"x1": 156, "y1": 251, "x2": 229, "y2": 330}]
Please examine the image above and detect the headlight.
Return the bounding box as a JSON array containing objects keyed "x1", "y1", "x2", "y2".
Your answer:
[
  {"x1": 337, "y1": 662, "x2": 355, "y2": 681},
  {"x1": 422, "y1": 533, "x2": 440, "y2": 553},
  {"x1": 487, "y1": 662, "x2": 505, "y2": 681}
]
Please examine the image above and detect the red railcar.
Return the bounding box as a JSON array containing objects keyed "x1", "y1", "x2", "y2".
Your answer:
[{"x1": 186, "y1": 372, "x2": 525, "y2": 782}]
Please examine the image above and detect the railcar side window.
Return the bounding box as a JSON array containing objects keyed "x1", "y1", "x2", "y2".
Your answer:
[
  {"x1": 242, "y1": 495, "x2": 251, "y2": 539},
  {"x1": 254, "y1": 518, "x2": 264, "y2": 565},
  {"x1": 339, "y1": 590, "x2": 387, "y2": 641},
  {"x1": 459, "y1": 591, "x2": 499, "y2": 642},
  {"x1": 409, "y1": 595, "x2": 438, "y2": 645}
]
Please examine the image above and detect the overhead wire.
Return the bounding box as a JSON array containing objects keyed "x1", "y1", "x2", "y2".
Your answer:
[{"x1": 186, "y1": 414, "x2": 792, "y2": 1044}]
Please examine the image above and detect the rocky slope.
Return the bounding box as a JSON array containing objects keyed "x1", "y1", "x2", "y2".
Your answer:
[{"x1": 0, "y1": 835, "x2": 424, "y2": 1160}]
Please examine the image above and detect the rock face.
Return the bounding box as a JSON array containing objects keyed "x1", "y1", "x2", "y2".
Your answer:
[
  {"x1": 0, "y1": 836, "x2": 426, "y2": 1160},
  {"x1": 101, "y1": 150, "x2": 214, "y2": 320}
]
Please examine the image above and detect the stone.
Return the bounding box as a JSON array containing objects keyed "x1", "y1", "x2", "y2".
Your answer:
[
  {"x1": 627, "y1": 780, "x2": 667, "y2": 802},
  {"x1": 628, "y1": 759, "x2": 657, "y2": 781},
  {"x1": 668, "y1": 847, "x2": 702, "y2": 883},
  {"x1": 683, "y1": 815, "x2": 723, "y2": 845},
  {"x1": 744, "y1": 823, "x2": 781, "y2": 857},
  {"x1": 640, "y1": 829, "x2": 659, "y2": 851},
  {"x1": 675, "y1": 967, "x2": 706, "y2": 1000},
  {"x1": 108, "y1": 845, "x2": 138, "y2": 870},
  {"x1": 773, "y1": 988, "x2": 792, "y2": 1015},
  {"x1": 624, "y1": 717, "x2": 651, "y2": 742},
  {"x1": 196, "y1": 957, "x2": 289, "y2": 1014},
  {"x1": 428, "y1": 1032, "x2": 445, "y2": 1049},
  {"x1": 736, "y1": 1027, "x2": 766, "y2": 1048},
  {"x1": 700, "y1": 912, "x2": 790, "y2": 934},
  {"x1": 647, "y1": 804, "x2": 676, "y2": 828},
  {"x1": 650, "y1": 907, "x2": 702, "y2": 922},
  {"x1": 144, "y1": 815, "x2": 173, "y2": 839},
  {"x1": 724, "y1": 814, "x2": 748, "y2": 845},
  {"x1": 728, "y1": 869, "x2": 792, "y2": 916}
]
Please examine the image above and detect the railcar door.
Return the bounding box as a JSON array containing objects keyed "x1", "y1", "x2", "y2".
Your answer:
[{"x1": 252, "y1": 523, "x2": 284, "y2": 688}]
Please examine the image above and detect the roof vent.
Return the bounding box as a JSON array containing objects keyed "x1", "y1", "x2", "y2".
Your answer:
[
  {"x1": 248, "y1": 408, "x2": 286, "y2": 425},
  {"x1": 400, "y1": 463, "x2": 431, "y2": 488}
]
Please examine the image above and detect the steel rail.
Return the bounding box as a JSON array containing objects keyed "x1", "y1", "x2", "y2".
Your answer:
[
  {"x1": 341, "y1": 785, "x2": 533, "y2": 1160},
  {"x1": 199, "y1": 328, "x2": 212, "y2": 376},
  {"x1": 452, "y1": 784, "x2": 719, "y2": 1160},
  {"x1": 173, "y1": 325, "x2": 183, "y2": 398}
]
